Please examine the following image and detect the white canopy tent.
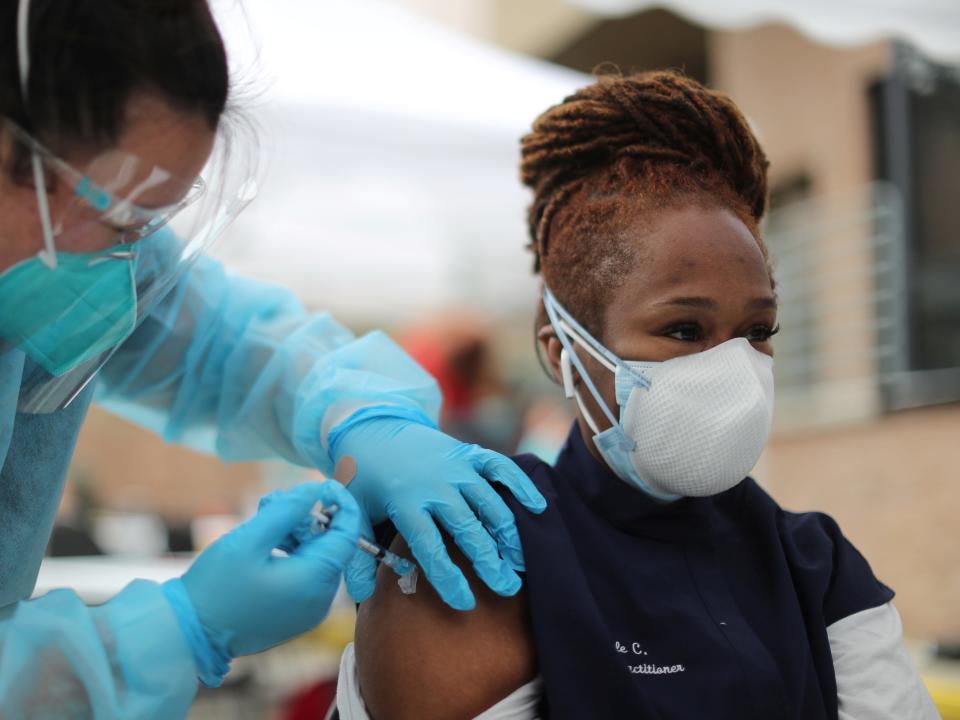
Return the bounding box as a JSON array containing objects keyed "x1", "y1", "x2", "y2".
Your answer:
[
  {"x1": 209, "y1": 0, "x2": 956, "y2": 325},
  {"x1": 210, "y1": 0, "x2": 587, "y2": 325},
  {"x1": 568, "y1": 0, "x2": 960, "y2": 63}
]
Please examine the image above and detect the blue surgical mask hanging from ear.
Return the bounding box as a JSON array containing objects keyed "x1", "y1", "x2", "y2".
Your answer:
[{"x1": 543, "y1": 287, "x2": 775, "y2": 502}]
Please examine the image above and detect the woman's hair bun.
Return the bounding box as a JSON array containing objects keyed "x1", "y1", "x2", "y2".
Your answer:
[{"x1": 521, "y1": 70, "x2": 769, "y2": 268}]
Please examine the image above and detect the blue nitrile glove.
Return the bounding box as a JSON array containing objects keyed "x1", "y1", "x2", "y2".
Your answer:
[
  {"x1": 328, "y1": 417, "x2": 547, "y2": 611},
  {"x1": 257, "y1": 490, "x2": 325, "y2": 555},
  {"x1": 162, "y1": 481, "x2": 360, "y2": 687}
]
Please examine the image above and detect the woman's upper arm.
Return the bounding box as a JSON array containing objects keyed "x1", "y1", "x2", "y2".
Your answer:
[
  {"x1": 354, "y1": 534, "x2": 537, "y2": 720},
  {"x1": 828, "y1": 602, "x2": 939, "y2": 720}
]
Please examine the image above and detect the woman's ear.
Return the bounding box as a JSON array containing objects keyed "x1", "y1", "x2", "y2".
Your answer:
[{"x1": 537, "y1": 326, "x2": 565, "y2": 386}]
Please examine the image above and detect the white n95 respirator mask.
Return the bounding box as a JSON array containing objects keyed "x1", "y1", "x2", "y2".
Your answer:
[{"x1": 544, "y1": 288, "x2": 774, "y2": 502}]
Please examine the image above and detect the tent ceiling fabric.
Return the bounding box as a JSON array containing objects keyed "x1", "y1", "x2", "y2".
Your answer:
[
  {"x1": 209, "y1": 0, "x2": 587, "y2": 323},
  {"x1": 568, "y1": 0, "x2": 960, "y2": 62}
]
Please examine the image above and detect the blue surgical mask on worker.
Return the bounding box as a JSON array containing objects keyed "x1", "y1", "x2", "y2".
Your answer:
[
  {"x1": 543, "y1": 287, "x2": 775, "y2": 502},
  {"x1": 0, "y1": 244, "x2": 138, "y2": 376}
]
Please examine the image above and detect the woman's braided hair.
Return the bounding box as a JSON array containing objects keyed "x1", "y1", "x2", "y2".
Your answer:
[{"x1": 521, "y1": 69, "x2": 772, "y2": 339}]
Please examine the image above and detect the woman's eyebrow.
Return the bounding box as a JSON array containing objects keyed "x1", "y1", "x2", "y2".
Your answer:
[
  {"x1": 747, "y1": 297, "x2": 778, "y2": 310},
  {"x1": 652, "y1": 296, "x2": 778, "y2": 310},
  {"x1": 653, "y1": 296, "x2": 719, "y2": 309}
]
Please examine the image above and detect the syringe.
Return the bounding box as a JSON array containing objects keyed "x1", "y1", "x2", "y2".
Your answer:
[{"x1": 309, "y1": 503, "x2": 417, "y2": 579}]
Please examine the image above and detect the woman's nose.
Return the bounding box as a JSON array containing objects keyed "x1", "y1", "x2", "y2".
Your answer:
[{"x1": 702, "y1": 331, "x2": 741, "y2": 353}]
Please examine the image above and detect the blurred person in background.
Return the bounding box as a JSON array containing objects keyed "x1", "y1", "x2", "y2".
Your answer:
[
  {"x1": 340, "y1": 70, "x2": 939, "y2": 720},
  {"x1": 0, "y1": 0, "x2": 545, "y2": 715},
  {"x1": 399, "y1": 314, "x2": 574, "y2": 463},
  {"x1": 398, "y1": 312, "x2": 523, "y2": 455}
]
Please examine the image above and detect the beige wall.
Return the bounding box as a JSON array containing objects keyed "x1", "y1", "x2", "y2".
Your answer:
[
  {"x1": 403, "y1": 0, "x2": 593, "y2": 59},
  {"x1": 70, "y1": 407, "x2": 263, "y2": 523},
  {"x1": 489, "y1": 0, "x2": 594, "y2": 58},
  {"x1": 402, "y1": 0, "x2": 495, "y2": 40},
  {"x1": 763, "y1": 404, "x2": 960, "y2": 641},
  {"x1": 710, "y1": 26, "x2": 959, "y2": 642},
  {"x1": 708, "y1": 24, "x2": 889, "y2": 195}
]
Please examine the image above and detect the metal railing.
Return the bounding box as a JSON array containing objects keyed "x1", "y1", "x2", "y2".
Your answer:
[{"x1": 764, "y1": 182, "x2": 912, "y2": 428}]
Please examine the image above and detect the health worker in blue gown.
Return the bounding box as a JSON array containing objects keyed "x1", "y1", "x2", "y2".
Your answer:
[{"x1": 0, "y1": 1, "x2": 545, "y2": 716}]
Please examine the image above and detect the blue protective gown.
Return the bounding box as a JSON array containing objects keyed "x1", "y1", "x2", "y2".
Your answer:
[{"x1": 0, "y1": 256, "x2": 440, "y2": 718}]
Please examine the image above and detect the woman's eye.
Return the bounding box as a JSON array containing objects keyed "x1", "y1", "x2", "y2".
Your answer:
[
  {"x1": 746, "y1": 324, "x2": 780, "y2": 342},
  {"x1": 665, "y1": 323, "x2": 702, "y2": 342}
]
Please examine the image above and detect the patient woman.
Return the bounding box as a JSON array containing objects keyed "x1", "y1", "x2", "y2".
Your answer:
[{"x1": 335, "y1": 71, "x2": 938, "y2": 720}]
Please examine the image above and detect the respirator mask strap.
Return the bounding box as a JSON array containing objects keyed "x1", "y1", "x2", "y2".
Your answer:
[
  {"x1": 560, "y1": 348, "x2": 603, "y2": 435},
  {"x1": 543, "y1": 287, "x2": 622, "y2": 434}
]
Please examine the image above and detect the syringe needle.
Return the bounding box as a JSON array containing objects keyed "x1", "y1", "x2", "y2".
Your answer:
[{"x1": 309, "y1": 503, "x2": 417, "y2": 578}]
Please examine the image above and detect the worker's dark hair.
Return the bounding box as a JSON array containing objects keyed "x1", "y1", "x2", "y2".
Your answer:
[
  {"x1": 0, "y1": 0, "x2": 228, "y2": 178},
  {"x1": 521, "y1": 69, "x2": 772, "y2": 339}
]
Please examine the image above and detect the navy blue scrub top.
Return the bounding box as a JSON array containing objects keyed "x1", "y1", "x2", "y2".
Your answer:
[{"x1": 502, "y1": 425, "x2": 893, "y2": 720}]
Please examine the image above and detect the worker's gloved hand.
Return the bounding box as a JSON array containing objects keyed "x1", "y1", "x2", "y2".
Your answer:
[
  {"x1": 162, "y1": 481, "x2": 360, "y2": 687},
  {"x1": 329, "y1": 417, "x2": 547, "y2": 611}
]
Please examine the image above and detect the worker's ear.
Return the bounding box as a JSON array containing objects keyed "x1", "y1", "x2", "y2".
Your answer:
[{"x1": 0, "y1": 130, "x2": 26, "y2": 191}]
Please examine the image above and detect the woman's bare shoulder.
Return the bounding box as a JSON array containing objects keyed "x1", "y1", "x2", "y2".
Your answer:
[{"x1": 354, "y1": 533, "x2": 537, "y2": 720}]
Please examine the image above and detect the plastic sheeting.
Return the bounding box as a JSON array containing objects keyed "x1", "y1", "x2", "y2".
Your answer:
[
  {"x1": 209, "y1": 0, "x2": 588, "y2": 324},
  {"x1": 567, "y1": 0, "x2": 960, "y2": 63}
]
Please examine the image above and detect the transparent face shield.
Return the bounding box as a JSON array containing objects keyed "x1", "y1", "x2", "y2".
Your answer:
[
  {"x1": 1, "y1": 0, "x2": 258, "y2": 412},
  {"x1": 3, "y1": 120, "x2": 208, "y2": 255},
  {"x1": 3, "y1": 121, "x2": 259, "y2": 413}
]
